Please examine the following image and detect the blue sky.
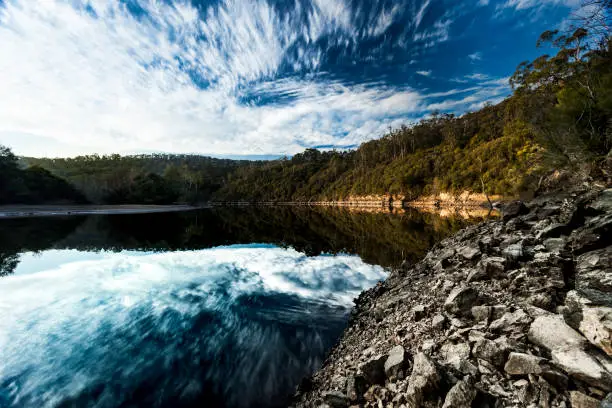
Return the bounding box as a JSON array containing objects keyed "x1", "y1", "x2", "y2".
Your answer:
[{"x1": 0, "y1": 0, "x2": 578, "y2": 158}]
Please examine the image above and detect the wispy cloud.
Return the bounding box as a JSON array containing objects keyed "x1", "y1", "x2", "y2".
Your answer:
[
  {"x1": 0, "y1": 0, "x2": 570, "y2": 157},
  {"x1": 468, "y1": 52, "x2": 483, "y2": 61}
]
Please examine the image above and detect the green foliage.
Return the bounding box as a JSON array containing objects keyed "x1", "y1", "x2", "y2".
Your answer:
[
  {"x1": 0, "y1": 145, "x2": 86, "y2": 204},
  {"x1": 22, "y1": 154, "x2": 259, "y2": 204}
]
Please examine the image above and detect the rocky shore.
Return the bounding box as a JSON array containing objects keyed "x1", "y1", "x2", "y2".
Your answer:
[{"x1": 293, "y1": 186, "x2": 612, "y2": 408}]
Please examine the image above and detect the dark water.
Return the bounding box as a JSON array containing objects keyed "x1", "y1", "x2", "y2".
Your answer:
[{"x1": 0, "y1": 207, "x2": 483, "y2": 408}]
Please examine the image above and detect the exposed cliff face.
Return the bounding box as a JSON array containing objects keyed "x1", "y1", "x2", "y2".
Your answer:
[{"x1": 293, "y1": 187, "x2": 612, "y2": 408}]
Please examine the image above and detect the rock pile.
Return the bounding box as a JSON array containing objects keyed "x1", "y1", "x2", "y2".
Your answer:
[{"x1": 293, "y1": 187, "x2": 612, "y2": 407}]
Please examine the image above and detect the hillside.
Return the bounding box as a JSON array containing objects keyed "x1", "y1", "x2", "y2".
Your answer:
[{"x1": 20, "y1": 154, "x2": 262, "y2": 204}]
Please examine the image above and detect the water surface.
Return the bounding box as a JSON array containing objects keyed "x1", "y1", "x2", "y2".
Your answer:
[{"x1": 0, "y1": 207, "x2": 483, "y2": 407}]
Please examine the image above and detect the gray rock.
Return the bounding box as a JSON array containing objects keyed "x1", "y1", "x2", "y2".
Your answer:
[
  {"x1": 569, "y1": 391, "x2": 601, "y2": 408},
  {"x1": 432, "y1": 314, "x2": 446, "y2": 329},
  {"x1": 345, "y1": 375, "x2": 367, "y2": 402},
  {"x1": 440, "y1": 342, "x2": 477, "y2": 375},
  {"x1": 504, "y1": 352, "x2": 545, "y2": 375},
  {"x1": 472, "y1": 306, "x2": 491, "y2": 322},
  {"x1": 544, "y1": 238, "x2": 566, "y2": 253},
  {"x1": 472, "y1": 337, "x2": 510, "y2": 367},
  {"x1": 602, "y1": 393, "x2": 612, "y2": 408},
  {"x1": 384, "y1": 345, "x2": 407, "y2": 379},
  {"x1": 570, "y1": 215, "x2": 612, "y2": 255},
  {"x1": 442, "y1": 380, "x2": 477, "y2": 408},
  {"x1": 489, "y1": 309, "x2": 532, "y2": 333},
  {"x1": 412, "y1": 305, "x2": 427, "y2": 321},
  {"x1": 588, "y1": 189, "x2": 612, "y2": 213},
  {"x1": 502, "y1": 201, "x2": 529, "y2": 221},
  {"x1": 322, "y1": 391, "x2": 349, "y2": 408},
  {"x1": 459, "y1": 246, "x2": 481, "y2": 260},
  {"x1": 575, "y1": 248, "x2": 612, "y2": 295},
  {"x1": 444, "y1": 286, "x2": 480, "y2": 317},
  {"x1": 537, "y1": 223, "x2": 570, "y2": 240},
  {"x1": 360, "y1": 356, "x2": 386, "y2": 385},
  {"x1": 406, "y1": 353, "x2": 440, "y2": 407},
  {"x1": 564, "y1": 290, "x2": 612, "y2": 356},
  {"x1": 468, "y1": 257, "x2": 506, "y2": 282},
  {"x1": 528, "y1": 315, "x2": 612, "y2": 391},
  {"x1": 502, "y1": 242, "x2": 524, "y2": 261}
]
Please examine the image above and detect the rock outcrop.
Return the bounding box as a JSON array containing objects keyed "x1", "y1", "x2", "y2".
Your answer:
[{"x1": 293, "y1": 187, "x2": 612, "y2": 407}]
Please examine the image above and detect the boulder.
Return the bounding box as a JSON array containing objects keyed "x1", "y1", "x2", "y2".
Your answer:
[
  {"x1": 564, "y1": 290, "x2": 612, "y2": 356},
  {"x1": 360, "y1": 356, "x2": 386, "y2": 385},
  {"x1": 411, "y1": 305, "x2": 427, "y2": 321},
  {"x1": 440, "y1": 342, "x2": 477, "y2": 375},
  {"x1": 570, "y1": 215, "x2": 612, "y2": 255},
  {"x1": 345, "y1": 375, "x2": 367, "y2": 402},
  {"x1": 441, "y1": 342, "x2": 470, "y2": 369},
  {"x1": 537, "y1": 223, "x2": 570, "y2": 240},
  {"x1": 442, "y1": 380, "x2": 477, "y2": 408},
  {"x1": 502, "y1": 242, "x2": 524, "y2": 262},
  {"x1": 432, "y1": 314, "x2": 446, "y2": 330},
  {"x1": 444, "y1": 286, "x2": 480, "y2": 317},
  {"x1": 384, "y1": 345, "x2": 407, "y2": 379},
  {"x1": 543, "y1": 238, "x2": 566, "y2": 253},
  {"x1": 502, "y1": 201, "x2": 529, "y2": 221},
  {"x1": 588, "y1": 188, "x2": 612, "y2": 214},
  {"x1": 472, "y1": 337, "x2": 510, "y2": 367},
  {"x1": 406, "y1": 353, "x2": 440, "y2": 407},
  {"x1": 459, "y1": 245, "x2": 480, "y2": 260},
  {"x1": 602, "y1": 393, "x2": 612, "y2": 408},
  {"x1": 471, "y1": 306, "x2": 491, "y2": 323},
  {"x1": 468, "y1": 257, "x2": 506, "y2": 282},
  {"x1": 575, "y1": 247, "x2": 612, "y2": 295},
  {"x1": 569, "y1": 391, "x2": 601, "y2": 408},
  {"x1": 528, "y1": 315, "x2": 612, "y2": 391},
  {"x1": 489, "y1": 309, "x2": 532, "y2": 334},
  {"x1": 322, "y1": 391, "x2": 349, "y2": 408},
  {"x1": 504, "y1": 352, "x2": 545, "y2": 375}
]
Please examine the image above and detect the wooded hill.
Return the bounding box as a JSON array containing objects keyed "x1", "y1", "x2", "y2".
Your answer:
[{"x1": 19, "y1": 154, "x2": 262, "y2": 204}]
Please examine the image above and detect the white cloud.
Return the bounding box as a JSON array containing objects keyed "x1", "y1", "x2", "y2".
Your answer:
[
  {"x1": 0, "y1": 0, "x2": 419, "y2": 157},
  {"x1": 0, "y1": 0, "x2": 513, "y2": 158},
  {"x1": 499, "y1": 0, "x2": 579, "y2": 11},
  {"x1": 465, "y1": 73, "x2": 490, "y2": 80},
  {"x1": 468, "y1": 51, "x2": 482, "y2": 61},
  {"x1": 413, "y1": 18, "x2": 452, "y2": 47},
  {"x1": 414, "y1": 0, "x2": 431, "y2": 28}
]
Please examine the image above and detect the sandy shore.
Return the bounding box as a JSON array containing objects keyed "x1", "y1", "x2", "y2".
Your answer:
[{"x1": 0, "y1": 204, "x2": 206, "y2": 219}]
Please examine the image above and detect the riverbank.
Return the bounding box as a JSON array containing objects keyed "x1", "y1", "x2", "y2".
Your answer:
[
  {"x1": 293, "y1": 186, "x2": 612, "y2": 407},
  {"x1": 209, "y1": 191, "x2": 505, "y2": 214},
  {"x1": 0, "y1": 204, "x2": 205, "y2": 219}
]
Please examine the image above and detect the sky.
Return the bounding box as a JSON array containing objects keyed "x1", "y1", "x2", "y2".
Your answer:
[{"x1": 0, "y1": 0, "x2": 579, "y2": 158}]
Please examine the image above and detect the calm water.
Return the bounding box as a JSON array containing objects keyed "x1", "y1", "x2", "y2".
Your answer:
[{"x1": 0, "y1": 207, "x2": 482, "y2": 408}]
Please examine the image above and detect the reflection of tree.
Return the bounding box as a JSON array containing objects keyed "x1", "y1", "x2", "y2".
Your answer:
[
  {"x1": 0, "y1": 252, "x2": 20, "y2": 277},
  {"x1": 0, "y1": 217, "x2": 85, "y2": 277},
  {"x1": 0, "y1": 207, "x2": 489, "y2": 278}
]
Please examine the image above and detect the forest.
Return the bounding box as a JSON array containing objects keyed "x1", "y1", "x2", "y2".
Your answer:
[{"x1": 1, "y1": 2, "x2": 610, "y2": 206}]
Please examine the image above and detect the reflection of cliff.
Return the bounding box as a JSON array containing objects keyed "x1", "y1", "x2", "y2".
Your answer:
[{"x1": 0, "y1": 206, "x2": 488, "y2": 275}]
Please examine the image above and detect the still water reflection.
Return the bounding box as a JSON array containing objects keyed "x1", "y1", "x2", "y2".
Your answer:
[{"x1": 0, "y1": 207, "x2": 485, "y2": 407}]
